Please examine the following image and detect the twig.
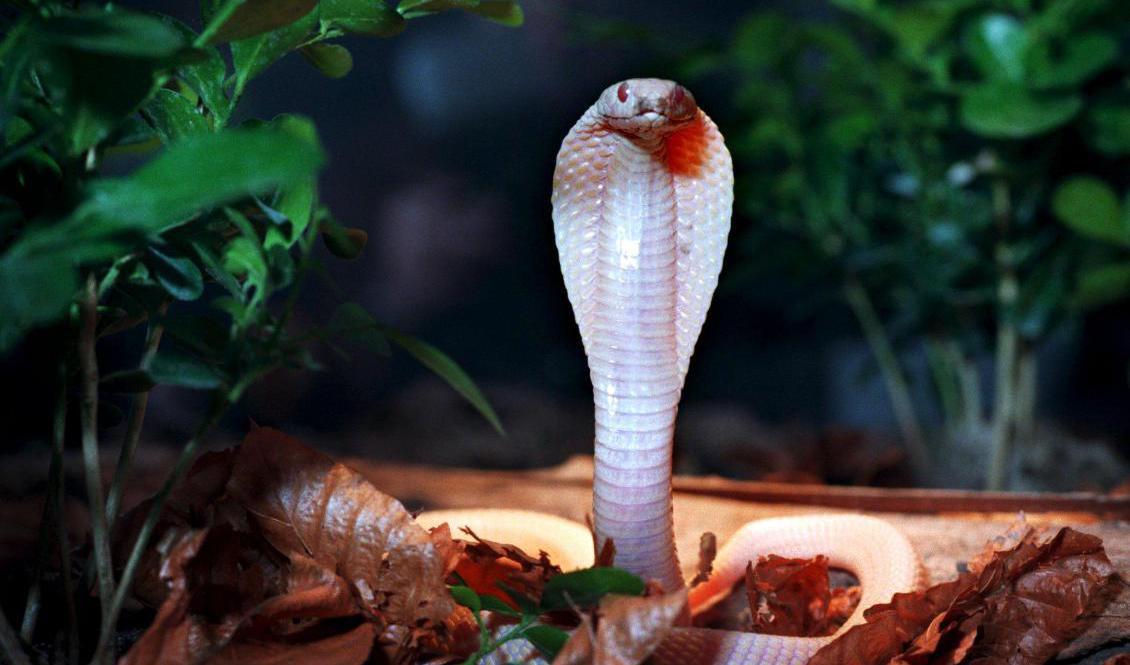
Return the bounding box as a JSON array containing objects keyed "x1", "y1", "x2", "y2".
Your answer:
[
  {"x1": 79, "y1": 275, "x2": 116, "y2": 623},
  {"x1": 54, "y1": 365, "x2": 80, "y2": 664},
  {"x1": 987, "y1": 177, "x2": 1018, "y2": 491},
  {"x1": 843, "y1": 277, "x2": 931, "y2": 477},
  {"x1": 91, "y1": 397, "x2": 228, "y2": 664},
  {"x1": 194, "y1": 0, "x2": 242, "y2": 46},
  {"x1": 105, "y1": 304, "x2": 167, "y2": 528},
  {"x1": 0, "y1": 604, "x2": 31, "y2": 665},
  {"x1": 18, "y1": 364, "x2": 70, "y2": 642}
]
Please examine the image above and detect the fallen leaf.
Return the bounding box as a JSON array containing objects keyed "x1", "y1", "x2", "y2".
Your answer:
[
  {"x1": 449, "y1": 525, "x2": 561, "y2": 609},
  {"x1": 689, "y1": 532, "x2": 717, "y2": 588},
  {"x1": 225, "y1": 427, "x2": 454, "y2": 628},
  {"x1": 552, "y1": 590, "x2": 687, "y2": 665},
  {"x1": 121, "y1": 428, "x2": 460, "y2": 665},
  {"x1": 810, "y1": 525, "x2": 1121, "y2": 665},
  {"x1": 745, "y1": 554, "x2": 857, "y2": 637}
]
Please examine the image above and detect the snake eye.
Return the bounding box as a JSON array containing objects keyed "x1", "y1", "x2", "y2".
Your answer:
[{"x1": 617, "y1": 82, "x2": 629, "y2": 103}]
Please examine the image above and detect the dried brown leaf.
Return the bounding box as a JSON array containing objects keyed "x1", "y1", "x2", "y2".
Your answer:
[
  {"x1": 449, "y1": 526, "x2": 561, "y2": 608},
  {"x1": 552, "y1": 590, "x2": 687, "y2": 665},
  {"x1": 225, "y1": 428, "x2": 454, "y2": 628},
  {"x1": 122, "y1": 428, "x2": 460, "y2": 665},
  {"x1": 689, "y1": 532, "x2": 717, "y2": 588},
  {"x1": 810, "y1": 526, "x2": 1121, "y2": 665},
  {"x1": 744, "y1": 554, "x2": 855, "y2": 637}
]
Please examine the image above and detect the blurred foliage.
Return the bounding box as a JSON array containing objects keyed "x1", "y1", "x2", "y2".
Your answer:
[
  {"x1": 0, "y1": 1, "x2": 519, "y2": 661},
  {"x1": 0, "y1": 0, "x2": 518, "y2": 426},
  {"x1": 680, "y1": 0, "x2": 1129, "y2": 486}
]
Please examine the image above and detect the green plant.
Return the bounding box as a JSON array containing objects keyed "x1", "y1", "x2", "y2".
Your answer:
[
  {"x1": 681, "y1": 0, "x2": 1129, "y2": 488},
  {"x1": 0, "y1": 1, "x2": 520, "y2": 662},
  {"x1": 449, "y1": 566, "x2": 645, "y2": 662}
]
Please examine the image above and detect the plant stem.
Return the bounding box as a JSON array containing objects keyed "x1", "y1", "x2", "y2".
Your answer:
[
  {"x1": 54, "y1": 364, "x2": 79, "y2": 664},
  {"x1": 79, "y1": 275, "x2": 116, "y2": 623},
  {"x1": 18, "y1": 365, "x2": 70, "y2": 642},
  {"x1": 91, "y1": 397, "x2": 228, "y2": 664},
  {"x1": 104, "y1": 306, "x2": 167, "y2": 529},
  {"x1": 843, "y1": 277, "x2": 931, "y2": 477},
  {"x1": 1014, "y1": 343, "x2": 1037, "y2": 444},
  {"x1": 194, "y1": 0, "x2": 242, "y2": 47},
  {"x1": 924, "y1": 336, "x2": 963, "y2": 432},
  {"x1": 954, "y1": 342, "x2": 983, "y2": 434},
  {"x1": 987, "y1": 314, "x2": 1018, "y2": 490},
  {"x1": 0, "y1": 604, "x2": 31, "y2": 665},
  {"x1": 987, "y1": 177, "x2": 1018, "y2": 490}
]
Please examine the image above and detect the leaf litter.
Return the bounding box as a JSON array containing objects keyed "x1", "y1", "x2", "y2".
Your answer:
[{"x1": 115, "y1": 429, "x2": 1123, "y2": 665}]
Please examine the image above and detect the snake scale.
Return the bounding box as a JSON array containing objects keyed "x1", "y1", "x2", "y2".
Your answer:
[{"x1": 418, "y1": 79, "x2": 923, "y2": 665}]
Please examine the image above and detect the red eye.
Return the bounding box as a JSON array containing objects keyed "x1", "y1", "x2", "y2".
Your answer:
[
  {"x1": 670, "y1": 86, "x2": 685, "y2": 105},
  {"x1": 617, "y1": 82, "x2": 629, "y2": 103}
]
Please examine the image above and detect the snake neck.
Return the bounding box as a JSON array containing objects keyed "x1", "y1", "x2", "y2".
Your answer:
[{"x1": 589, "y1": 133, "x2": 684, "y2": 592}]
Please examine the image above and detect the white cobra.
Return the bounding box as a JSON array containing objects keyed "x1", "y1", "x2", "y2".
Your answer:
[{"x1": 418, "y1": 79, "x2": 923, "y2": 665}]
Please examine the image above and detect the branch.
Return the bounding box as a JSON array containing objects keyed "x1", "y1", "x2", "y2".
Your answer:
[
  {"x1": 843, "y1": 277, "x2": 931, "y2": 477},
  {"x1": 91, "y1": 396, "x2": 228, "y2": 664},
  {"x1": 0, "y1": 605, "x2": 31, "y2": 665},
  {"x1": 105, "y1": 304, "x2": 168, "y2": 528},
  {"x1": 79, "y1": 274, "x2": 116, "y2": 621}
]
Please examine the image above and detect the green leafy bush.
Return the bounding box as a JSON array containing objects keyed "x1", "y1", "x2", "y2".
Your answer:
[
  {"x1": 0, "y1": 0, "x2": 518, "y2": 662},
  {"x1": 682, "y1": 0, "x2": 1128, "y2": 488}
]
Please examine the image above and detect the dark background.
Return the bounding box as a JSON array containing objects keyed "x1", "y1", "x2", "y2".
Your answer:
[{"x1": 3, "y1": 0, "x2": 1129, "y2": 489}]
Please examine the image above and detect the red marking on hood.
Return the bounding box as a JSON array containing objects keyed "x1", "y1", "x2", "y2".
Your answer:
[{"x1": 665, "y1": 113, "x2": 707, "y2": 177}]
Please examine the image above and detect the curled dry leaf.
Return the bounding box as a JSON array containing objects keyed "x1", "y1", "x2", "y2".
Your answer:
[
  {"x1": 689, "y1": 532, "x2": 717, "y2": 588},
  {"x1": 120, "y1": 427, "x2": 458, "y2": 665},
  {"x1": 226, "y1": 427, "x2": 454, "y2": 627},
  {"x1": 553, "y1": 590, "x2": 687, "y2": 665},
  {"x1": 449, "y1": 525, "x2": 561, "y2": 609},
  {"x1": 743, "y1": 554, "x2": 858, "y2": 637},
  {"x1": 810, "y1": 525, "x2": 1121, "y2": 665}
]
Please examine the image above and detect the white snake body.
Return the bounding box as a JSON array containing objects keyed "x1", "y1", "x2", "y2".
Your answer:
[{"x1": 418, "y1": 79, "x2": 923, "y2": 664}]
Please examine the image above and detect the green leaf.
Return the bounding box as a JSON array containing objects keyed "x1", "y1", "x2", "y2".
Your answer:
[
  {"x1": 1086, "y1": 104, "x2": 1130, "y2": 156},
  {"x1": 69, "y1": 123, "x2": 323, "y2": 239},
  {"x1": 223, "y1": 234, "x2": 270, "y2": 312},
  {"x1": 0, "y1": 254, "x2": 78, "y2": 353},
  {"x1": 478, "y1": 594, "x2": 520, "y2": 616},
  {"x1": 209, "y1": 0, "x2": 319, "y2": 43},
  {"x1": 449, "y1": 585, "x2": 481, "y2": 613},
  {"x1": 35, "y1": 9, "x2": 187, "y2": 59},
  {"x1": 395, "y1": 0, "x2": 523, "y2": 26},
  {"x1": 179, "y1": 47, "x2": 231, "y2": 125},
  {"x1": 148, "y1": 349, "x2": 227, "y2": 389},
  {"x1": 143, "y1": 89, "x2": 209, "y2": 143},
  {"x1": 300, "y1": 43, "x2": 353, "y2": 79},
  {"x1": 1027, "y1": 32, "x2": 1118, "y2": 89},
  {"x1": 1076, "y1": 262, "x2": 1130, "y2": 308},
  {"x1": 397, "y1": 0, "x2": 477, "y2": 19},
  {"x1": 320, "y1": 0, "x2": 406, "y2": 36},
  {"x1": 148, "y1": 245, "x2": 205, "y2": 301},
  {"x1": 329, "y1": 302, "x2": 390, "y2": 355},
  {"x1": 468, "y1": 1, "x2": 524, "y2": 27},
  {"x1": 321, "y1": 222, "x2": 368, "y2": 259},
  {"x1": 35, "y1": 47, "x2": 161, "y2": 154},
  {"x1": 1052, "y1": 177, "x2": 1128, "y2": 246},
  {"x1": 538, "y1": 567, "x2": 644, "y2": 611},
  {"x1": 963, "y1": 13, "x2": 1029, "y2": 82},
  {"x1": 885, "y1": 4, "x2": 958, "y2": 61},
  {"x1": 100, "y1": 368, "x2": 157, "y2": 393},
  {"x1": 190, "y1": 238, "x2": 243, "y2": 297},
  {"x1": 524, "y1": 625, "x2": 570, "y2": 659},
  {"x1": 959, "y1": 83, "x2": 1081, "y2": 138},
  {"x1": 385, "y1": 329, "x2": 504, "y2": 435},
  {"x1": 231, "y1": 10, "x2": 317, "y2": 96}
]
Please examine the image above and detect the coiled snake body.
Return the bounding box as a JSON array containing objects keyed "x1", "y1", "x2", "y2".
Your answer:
[{"x1": 419, "y1": 79, "x2": 922, "y2": 664}]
